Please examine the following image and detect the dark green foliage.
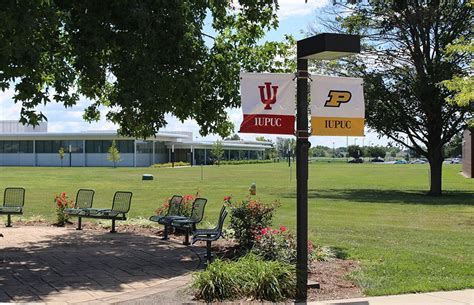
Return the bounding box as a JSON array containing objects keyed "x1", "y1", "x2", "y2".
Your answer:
[
  {"x1": 0, "y1": 1, "x2": 295, "y2": 138},
  {"x1": 192, "y1": 254, "x2": 296, "y2": 302},
  {"x1": 326, "y1": 1, "x2": 473, "y2": 195},
  {"x1": 348, "y1": 145, "x2": 363, "y2": 158},
  {"x1": 219, "y1": 159, "x2": 273, "y2": 165},
  {"x1": 229, "y1": 199, "x2": 278, "y2": 250}
]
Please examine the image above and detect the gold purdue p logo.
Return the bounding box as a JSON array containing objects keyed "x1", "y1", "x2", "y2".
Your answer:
[{"x1": 324, "y1": 90, "x2": 352, "y2": 107}]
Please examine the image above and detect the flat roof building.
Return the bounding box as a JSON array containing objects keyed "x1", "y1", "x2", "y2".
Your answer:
[{"x1": 0, "y1": 121, "x2": 271, "y2": 167}]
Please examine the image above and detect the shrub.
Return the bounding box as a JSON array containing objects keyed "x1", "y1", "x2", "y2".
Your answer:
[
  {"x1": 192, "y1": 254, "x2": 295, "y2": 302},
  {"x1": 150, "y1": 161, "x2": 190, "y2": 168},
  {"x1": 252, "y1": 227, "x2": 337, "y2": 264},
  {"x1": 219, "y1": 160, "x2": 273, "y2": 165},
  {"x1": 228, "y1": 198, "x2": 279, "y2": 250},
  {"x1": 53, "y1": 192, "x2": 74, "y2": 226},
  {"x1": 252, "y1": 226, "x2": 296, "y2": 264}
]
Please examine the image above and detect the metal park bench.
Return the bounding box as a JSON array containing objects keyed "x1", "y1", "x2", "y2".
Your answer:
[
  {"x1": 72, "y1": 191, "x2": 133, "y2": 233},
  {"x1": 0, "y1": 187, "x2": 25, "y2": 227},
  {"x1": 149, "y1": 195, "x2": 183, "y2": 240},
  {"x1": 65, "y1": 189, "x2": 95, "y2": 217},
  {"x1": 192, "y1": 205, "x2": 228, "y2": 263},
  {"x1": 171, "y1": 197, "x2": 207, "y2": 245}
]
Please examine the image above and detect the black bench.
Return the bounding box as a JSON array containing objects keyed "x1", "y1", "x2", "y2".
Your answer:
[
  {"x1": 0, "y1": 187, "x2": 25, "y2": 227},
  {"x1": 191, "y1": 205, "x2": 228, "y2": 263},
  {"x1": 171, "y1": 197, "x2": 207, "y2": 245},
  {"x1": 69, "y1": 191, "x2": 132, "y2": 233},
  {"x1": 149, "y1": 195, "x2": 183, "y2": 240}
]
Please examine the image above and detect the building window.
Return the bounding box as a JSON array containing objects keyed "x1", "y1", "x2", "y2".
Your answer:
[
  {"x1": 85, "y1": 140, "x2": 134, "y2": 153},
  {"x1": 0, "y1": 141, "x2": 33, "y2": 153},
  {"x1": 36, "y1": 140, "x2": 83, "y2": 153}
]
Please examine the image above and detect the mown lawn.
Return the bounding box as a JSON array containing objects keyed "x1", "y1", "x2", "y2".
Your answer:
[{"x1": 0, "y1": 162, "x2": 472, "y2": 295}]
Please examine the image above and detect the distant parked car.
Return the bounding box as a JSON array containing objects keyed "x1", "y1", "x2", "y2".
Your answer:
[
  {"x1": 371, "y1": 157, "x2": 385, "y2": 162},
  {"x1": 450, "y1": 158, "x2": 461, "y2": 164},
  {"x1": 348, "y1": 158, "x2": 364, "y2": 163},
  {"x1": 394, "y1": 159, "x2": 408, "y2": 164},
  {"x1": 410, "y1": 159, "x2": 427, "y2": 164}
]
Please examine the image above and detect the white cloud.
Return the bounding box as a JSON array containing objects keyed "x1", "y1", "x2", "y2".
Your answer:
[{"x1": 277, "y1": 0, "x2": 329, "y2": 20}]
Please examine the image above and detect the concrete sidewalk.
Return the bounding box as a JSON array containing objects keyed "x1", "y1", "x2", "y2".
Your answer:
[{"x1": 309, "y1": 289, "x2": 473, "y2": 305}]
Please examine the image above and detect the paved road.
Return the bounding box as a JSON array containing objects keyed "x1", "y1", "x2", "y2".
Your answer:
[{"x1": 0, "y1": 226, "x2": 200, "y2": 303}]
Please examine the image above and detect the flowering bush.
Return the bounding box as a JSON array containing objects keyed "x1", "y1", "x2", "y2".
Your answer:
[
  {"x1": 252, "y1": 226, "x2": 337, "y2": 263},
  {"x1": 155, "y1": 193, "x2": 197, "y2": 217},
  {"x1": 54, "y1": 192, "x2": 74, "y2": 226},
  {"x1": 228, "y1": 198, "x2": 279, "y2": 250},
  {"x1": 252, "y1": 226, "x2": 297, "y2": 264}
]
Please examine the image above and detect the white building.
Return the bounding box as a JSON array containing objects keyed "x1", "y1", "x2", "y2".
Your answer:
[{"x1": 0, "y1": 121, "x2": 271, "y2": 167}]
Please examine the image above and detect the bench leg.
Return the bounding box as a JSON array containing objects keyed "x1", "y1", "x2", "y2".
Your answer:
[
  {"x1": 110, "y1": 219, "x2": 116, "y2": 233},
  {"x1": 205, "y1": 240, "x2": 213, "y2": 264},
  {"x1": 183, "y1": 229, "x2": 190, "y2": 246},
  {"x1": 76, "y1": 217, "x2": 82, "y2": 230},
  {"x1": 162, "y1": 225, "x2": 169, "y2": 240},
  {"x1": 6, "y1": 214, "x2": 12, "y2": 227}
]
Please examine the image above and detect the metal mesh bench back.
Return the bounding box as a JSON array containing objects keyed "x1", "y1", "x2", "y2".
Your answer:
[
  {"x1": 168, "y1": 195, "x2": 183, "y2": 215},
  {"x1": 3, "y1": 188, "x2": 25, "y2": 207},
  {"x1": 190, "y1": 197, "x2": 207, "y2": 223},
  {"x1": 111, "y1": 191, "x2": 133, "y2": 213},
  {"x1": 75, "y1": 189, "x2": 95, "y2": 209},
  {"x1": 217, "y1": 206, "x2": 228, "y2": 233}
]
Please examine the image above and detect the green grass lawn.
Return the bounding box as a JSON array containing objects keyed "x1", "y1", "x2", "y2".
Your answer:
[{"x1": 0, "y1": 162, "x2": 472, "y2": 295}]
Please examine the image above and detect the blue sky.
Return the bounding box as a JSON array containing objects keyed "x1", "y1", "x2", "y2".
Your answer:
[{"x1": 0, "y1": 0, "x2": 388, "y2": 148}]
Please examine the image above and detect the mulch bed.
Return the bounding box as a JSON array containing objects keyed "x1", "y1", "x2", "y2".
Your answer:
[{"x1": 9, "y1": 221, "x2": 363, "y2": 302}]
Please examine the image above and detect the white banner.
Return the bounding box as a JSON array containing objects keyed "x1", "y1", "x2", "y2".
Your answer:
[
  {"x1": 310, "y1": 75, "x2": 365, "y2": 136},
  {"x1": 239, "y1": 73, "x2": 295, "y2": 135}
]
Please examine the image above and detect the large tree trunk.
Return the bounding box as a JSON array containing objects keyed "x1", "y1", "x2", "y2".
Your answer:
[{"x1": 428, "y1": 150, "x2": 444, "y2": 196}]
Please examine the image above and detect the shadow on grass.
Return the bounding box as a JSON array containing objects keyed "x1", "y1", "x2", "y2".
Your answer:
[{"x1": 282, "y1": 189, "x2": 474, "y2": 206}]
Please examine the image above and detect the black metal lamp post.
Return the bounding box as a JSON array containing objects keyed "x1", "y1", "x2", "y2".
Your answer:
[{"x1": 295, "y1": 33, "x2": 360, "y2": 301}]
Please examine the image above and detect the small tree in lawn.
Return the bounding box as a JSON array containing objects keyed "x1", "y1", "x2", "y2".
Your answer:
[
  {"x1": 58, "y1": 147, "x2": 65, "y2": 167},
  {"x1": 348, "y1": 145, "x2": 363, "y2": 159},
  {"x1": 107, "y1": 140, "x2": 121, "y2": 168},
  {"x1": 211, "y1": 140, "x2": 224, "y2": 166}
]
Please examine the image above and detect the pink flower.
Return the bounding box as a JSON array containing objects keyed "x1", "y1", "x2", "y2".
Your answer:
[
  {"x1": 273, "y1": 229, "x2": 279, "y2": 234},
  {"x1": 280, "y1": 226, "x2": 287, "y2": 232},
  {"x1": 255, "y1": 235, "x2": 261, "y2": 241},
  {"x1": 223, "y1": 196, "x2": 232, "y2": 202},
  {"x1": 261, "y1": 228, "x2": 268, "y2": 235}
]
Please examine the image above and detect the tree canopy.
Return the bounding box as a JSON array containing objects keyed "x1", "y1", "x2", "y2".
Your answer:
[
  {"x1": 320, "y1": 1, "x2": 473, "y2": 195},
  {"x1": 0, "y1": 0, "x2": 295, "y2": 138}
]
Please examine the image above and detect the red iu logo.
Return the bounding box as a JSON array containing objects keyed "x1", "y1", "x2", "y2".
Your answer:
[{"x1": 258, "y1": 82, "x2": 278, "y2": 110}]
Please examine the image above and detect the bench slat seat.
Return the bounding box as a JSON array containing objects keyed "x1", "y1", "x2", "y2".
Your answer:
[{"x1": 0, "y1": 206, "x2": 23, "y2": 213}]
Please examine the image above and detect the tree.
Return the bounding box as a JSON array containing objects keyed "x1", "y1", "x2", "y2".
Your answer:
[
  {"x1": 255, "y1": 136, "x2": 272, "y2": 142},
  {"x1": 347, "y1": 145, "x2": 363, "y2": 159},
  {"x1": 107, "y1": 140, "x2": 121, "y2": 168},
  {"x1": 275, "y1": 138, "x2": 296, "y2": 159},
  {"x1": 310, "y1": 145, "x2": 330, "y2": 158},
  {"x1": 440, "y1": 37, "x2": 474, "y2": 129},
  {"x1": 444, "y1": 134, "x2": 463, "y2": 158},
  {"x1": 58, "y1": 147, "x2": 65, "y2": 167},
  {"x1": 324, "y1": 1, "x2": 472, "y2": 195},
  {"x1": 0, "y1": 1, "x2": 295, "y2": 139},
  {"x1": 210, "y1": 140, "x2": 224, "y2": 166},
  {"x1": 225, "y1": 134, "x2": 241, "y2": 141},
  {"x1": 366, "y1": 146, "x2": 386, "y2": 159}
]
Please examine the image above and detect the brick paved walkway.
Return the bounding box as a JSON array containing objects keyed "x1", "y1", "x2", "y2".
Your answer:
[{"x1": 0, "y1": 226, "x2": 200, "y2": 303}]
